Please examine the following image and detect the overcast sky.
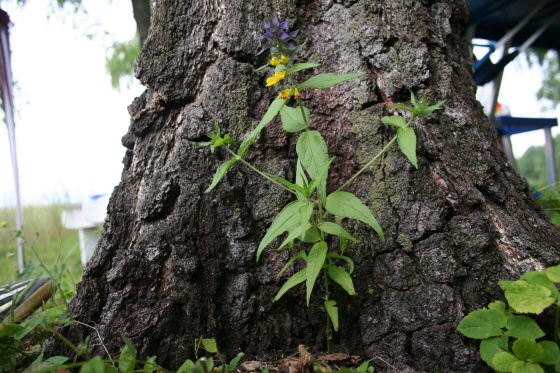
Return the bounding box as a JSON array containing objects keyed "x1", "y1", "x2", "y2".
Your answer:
[{"x1": 0, "y1": 1, "x2": 559, "y2": 207}]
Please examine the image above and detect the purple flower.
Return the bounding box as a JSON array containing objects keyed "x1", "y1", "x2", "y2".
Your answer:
[{"x1": 256, "y1": 15, "x2": 299, "y2": 55}]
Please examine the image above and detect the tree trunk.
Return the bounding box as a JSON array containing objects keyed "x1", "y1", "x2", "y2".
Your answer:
[{"x1": 45, "y1": 0, "x2": 560, "y2": 372}]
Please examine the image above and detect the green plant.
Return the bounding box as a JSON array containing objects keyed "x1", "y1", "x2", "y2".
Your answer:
[
  {"x1": 202, "y1": 16, "x2": 445, "y2": 353},
  {"x1": 457, "y1": 264, "x2": 560, "y2": 372},
  {"x1": 534, "y1": 183, "x2": 560, "y2": 226}
]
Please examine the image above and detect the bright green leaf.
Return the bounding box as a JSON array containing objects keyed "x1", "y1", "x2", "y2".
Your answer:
[
  {"x1": 277, "y1": 251, "x2": 307, "y2": 278},
  {"x1": 488, "y1": 301, "x2": 507, "y2": 313},
  {"x1": 306, "y1": 242, "x2": 328, "y2": 305},
  {"x1": 299, "y1": 202, "x2": 315, "y2": 243},
  {"x1": 80, "y1": 356, "x2": 105, "y2": 373},
  {"x1": 416, "y1": 100, "x2": 447, "y2": 117},
  {"x1": 176, "y1": 359, "x2": 195, "y2": 373},
  {"x1": 499, "y1": 280, "x2": 514, "y2": 290},
  {"x1": 324, "y1": 300, "x2": 339, "y2": 331},
  {"x1": 288, "y1": 63, "x2": 321, "y2": 74},
  {"x1": 456, "y1": 309, "x2": 507, "y2": 339},
  {"x1": 325, "y1": 191, "x2": 384, "y2": 241},
  {"x1": 46, "y1": 356, "x2": 69, "y2": 366},
  {"x1": 521, "y1": 271, "x2": 558, "y2": 300},
  {"x1": 257, "y1": 201, "x2": 307, "y2": 261},
  {"x1": 299, "y1": 226, "x2": 322, "y2": 243},
  {"x1": 225, "y1": 352, "x2": 245, "y2": 371},
  {"x1": 202, "y1": 339, "x2": 218, "y2": 354},
  {"x1": 511, "y1": 360, "x2": 545, "y2": 373},
  {"x1": 296, "y1": 131, "x2": 329, "y2": 202},
  {"x1": 396, "y1": 127, "x2": 417, "y2": 168},
  {"x1": 546, "y1": 265, "x2": 560, "y2": 283},
  {"x1": 410, "y1": 91, "x2": 419, "y2": 107},
  {"x1": 538, "y1": 341, "x2": 560, "y2": 365},
  {"x1": 480, "y1": 337, "x2": 501, "y2": 369},
  {"x1": 381, "y1": 115, "x2": 406, "y2": 128},
  {"x1": 328, "y1": 265, "x2": 357, "y2": 296},
  {"x1": 338, "y1": 255, "x2": 355, "y2": 275},
  {"x1": 317, "y1": 222, "x2": 359, "y2": 242},
  {"x1": 298, "y1": 72, "x2": 366, "y2": 89},
  {"x1": 264, "y1": 173, "x2": 306, "y2": 194},
  {"x1": 513, "y1": 338, "x2": 545, "y2": 363},
  {"x1": 144, "y1": 356, "x2": 158, "y2": 371},
  {"x1": 205, "y1": 159, "x2": 237, "y2": 193},
  {"x1": 119, "y1": 336, "x2": 137, "y2": 373},
  {"x1": 280, "y1": 105, "x2": 310, "y2": 133},
  {"x1": 505, "y1": 280, "x2": 555, "y2": 314},
  {"x1": 273, "y1": 268, "x2": 306, "y2": 302},
  {"x1": 493, "y1": 351, "x2": 520, "y2": 372},
  {"x1": 504, "y1": 315, "x2": 545, "y2": 339}
]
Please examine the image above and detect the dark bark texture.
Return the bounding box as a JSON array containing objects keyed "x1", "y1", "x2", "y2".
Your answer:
[{"x1": 45, "y1": 0, "x2": 560, "y2": 372}]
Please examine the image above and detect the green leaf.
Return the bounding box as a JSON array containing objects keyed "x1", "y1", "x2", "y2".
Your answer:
[
  {"x1": 505, "y1": 280, "x2": 555, "y2": 314},
  {"x1": 104, "y1": 364, "x2": 119, "y2": 373},
  {"x1": 328, "y1": 265, "x2": 357, "y2": 296},
  {"x1": 410, "y1": 90, "x2": 419, "y2": 107},
  {"x1": 46, "y1": 356, "x2": 69, "y2": 366},
  {"x1": 288, "y1": 63, "x2": 321, "y2": 74},
  {"x1": 238, "y1": 97, "x2": 287, "y2": 156},
  {"x1": 324, "y1": 300, "x2": 339, "y2": 331},
  {"x1": 480, "y1": 337, "x2": 502, "y2": 369},
  {"x1": 299, "y1": 226, "x2": 322, "y2": 243},
  {"x1": 500, "y1": 280, "x2": 514, "y2": 290},
  {"x1": 273, "y1": 268, "x2": 306, "y2": 302},
  {"x1": 456, "y1": 309, "x2": 507, "y2": 339},
  {"x1": 205, "y1": 159, "x2": 237, "y2": 193},
  {"x1": 325, "y1": 191, "x2": 384, "y2": 241},
  {"x1": 338, "y1": 255, "x2": 355, "y2": 275},
  {"x1": 317, "y1": 222, "x2": 359, "y2": 242},
  {"x1": 416, "y1": 100, "x2": 447, "y2": 117},
  {"x1": 396, "y1": 127, "x2": 418, "y2": 168},
  {"x1": 225, "y1": 352, "x2": 245, "y2": 371},
  {"x1": 299, "y1": 202, "x2": 315, "y2": 243},
  {"x1": 538, "y1": 341, "x2": 560, "y2": 365},
  {"x1": 254, "y1": 64, "x2": 269, "y2": 72},
  {"x1": 521, "y1": 271, "x2": 558, "y2": 300},
  {"x1": 381, "y1": 115, "x2": 406, "y2": 128},
  {"x1": 357, "y1": 361, "x2": 371, "y2": 373},
  {"x1": 546, "y1": 265, "x2": 560, "y2": 283},
  {"x1": 144, "y1": 356, "x2": 159, "y2": 371},
  {"x1": 277, "y1": 251, "x2": 307, "y2": 278},
  {"x1": 298, "y1": 72, "x2": 366, "y2": 89},
  {"x1": 119, "y1": 336, "x2": 137, "y2": 373},
  {"x1": 296, "y1": 131, "x2": 329, "y2": 202},
  {"x1": 257, "y1": 201, "x2": 307, "y2": 261},
  {"x1": 80, "y1": 356, "x2": 105, "y2": 373},
  {"x1": 177, "y1": 359, "x2": 195, "y2": 373},
  {"x1": 202, "y1": 339, "x2": 217, "y2": 354},
  {"x1": 511, "y1": 361, "x2": 545, "y2": 373},
  {"x1": 493, "y1": 351, "x2": 520, "y2": 372},
  {"x1": 504, "y1": 315, "x2": 545, "y2": 339},
  {"x1": 488, "y1": 301, "x2": 507, "y2": 313},
  {"x1": 296, "y1": 158, "x2": 309, "y2": 202},
  {"x1": 264, "y1": 173, "x2": 306, "y2": 194},
  {"x1": 513, "y1": 338, "x2": 545, "y2": 363},
  {"x1": 280, "y1": 105, "x2": 310, "y2": 132},
  {"x1": 306, "y1": 241, "x2": 328, "y2": 306}
]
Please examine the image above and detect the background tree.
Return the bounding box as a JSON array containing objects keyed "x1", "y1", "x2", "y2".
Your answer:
[{"x1": 45, "y1": 0, "x2": 560, "y2": 372}]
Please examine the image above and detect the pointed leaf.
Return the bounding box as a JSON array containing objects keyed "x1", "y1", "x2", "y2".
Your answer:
[
  {"x1": 119, "y1": 336, "x2": 137, "y2": 373},
  {"x1": 299, "y1": 202, "x2": 315, "y2": 242},
  {"x1": 288, "y1": 63, "x2": 321, "y2": 74},
  {"x1": 396, "y1": 127, "x2": 417, "y2": 168},
  {"x1": 297, "y1": 131, "x2": 329, "y2": 202},
  {"x1": 205, "y1": 159, "x2": 237, "y2": 193},
  {"x1": 504, "y1": 315, "x2": 545, "y2": 339},
  {"x1": 238, "y1": 97, "x2": 287, "y2": 156},
  {"x1": 144, "y1": 356, "x2": 159, "y2": 371},
  {"x1": 298, "y1": 72, "x2": 366, "y2": 89},
  {"x1": 79, "y1": 356, "x2": 105, "y2": 373},
  {"x1": 328, "y1": 265, "x2": 356, "y2": 296},
  {"x1": 280, "y1": 105, "x2": 310, "y2": 132},
  {"x1": 264, "y1": 173, "x2": 306, "y2": 194},
  {"x1": 416, "y1": 100, "x2": 446, "y2": 117},
  {"x1": 306, "y1": 242, "x2": 328, "y2": 305},
  {"x1": 456, "y1": 309, "x2": 507, "y2": 339},
  {"x1": 273, "y1": 268, "x2": 306, "y2": 302},
  {"x1": 381, "y1": 115, "x2": 406, "y2": 128},
  {"x1": 277, "y1": 251, "x2": 307, "y2": 278},
  {"x1": 521, "y1": 271, "x2": 558, "y2": 300},
  {"x1": 177, "y1": 360, "x2": 195, "y2": 373},
  {"x1": 225, "y1": 352, "x2": 245, "y2": 371},
  {"x1": 324, "y1": 300, "x2": 339, "y2": 331},
  {"x1": 512, "y1": 338, "x2": 545, "y2": 363},
  {"x1": 300, "y1": 226, "x2": 321, "y2": 243},
  {"x1": 257, "y1": 201, "x2": 307, "y2": 261},
  {"x1": 338, "y1": 255, "x2": 355, "y2": 275},
  {"x1": 325, "y1": 191, "x2": 384, "y2": 240},
  {"x1": 202, "y1": 339, "x2": 217, "y2": 354},
  {"x1": 317, "y1": 222, "x2": 359, "y2": 242}
]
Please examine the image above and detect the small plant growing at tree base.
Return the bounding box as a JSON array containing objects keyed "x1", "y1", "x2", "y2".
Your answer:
[
  {"x1": 201, "y1": 16, "x2": 445, "y2": 353},
  {"x1": 457, "y1": 264, "x2": 560, "y2": 372}
]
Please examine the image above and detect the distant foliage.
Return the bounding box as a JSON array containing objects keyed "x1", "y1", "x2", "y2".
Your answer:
[
  {"x1": 106, "y1": 36, "x2": 141, "y2": 90},
  {"x1": 517, "y1": 134, "x2": 560, "y2": 189}
]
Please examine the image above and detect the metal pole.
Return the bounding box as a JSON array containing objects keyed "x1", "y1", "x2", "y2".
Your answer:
[
  {"x1": 543, "y1": 127, "x2": 558, "y2": 187},
  {"x1": 0, "y1": 10, "x2": 25, "y2": 273}
]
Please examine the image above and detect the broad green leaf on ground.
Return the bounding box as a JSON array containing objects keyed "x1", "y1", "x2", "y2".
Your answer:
[
  {"x1": 488, "y1": 301, "x2": 507, "y2": 313},
  {"x1": 546, "y1": 265, "x2": 560, "y2": 282},
  {"x1": 205, "y1": 158, "x2": 237, "y2": 193},
  {"x1": 504, "y1": 315, "x2": 545, "y2": 339},
  {"x1": 202, "y1": 339, "x2": 217, "y2": 353},
  {"x1": 504, "y1": 280, "x2": 554, "y2": 314},
  {"x1": 238, "y1": 97, "x2": 287, "y2": 156},
  {"x1": 328, "y1": 265, "x2": 356, "y2": 296},
  {"x1": 119, "y1": 336, "x2": 137, "y2": 373},
  {"x1": 381, "y1": 115, "x2": 406, "y2": 128},
  {"x1": 499, "y1": 280, "x2": 514, "y2": 290},
  {"x1": 325, "y1": 191, "x2": 384, "y2": 240},
  {"x1": 493, "y1": 352, "x2": 520, "y2": 372},
  {"x1": 510, "y1": 360, "x2": 544, "y2": 373},
  {"x1": 257, "y1": 201, "x2": 307, "y2": 260},
  {"x1": 317, "y1": 222, "x2": 359, "y2": 242},
  {"x1": 538, "y1": 341, "x2": 560, "y2": 365},
  {"x1": 325, "y1": 300, "x2": 339, "y2": 331},
  {"x1": 520, "y1": 271, "x2": 558, "y2": 300},
  {"x1": 456, "y1": 309, "x2": 507, "y2": 339},
  {"x1": 298, "y1": 72, "x2": 366, "y2": 89},
  {"x1": 512, "y1": 338, "x2": 545, "y2": 363},
  {"x1": 280, "y1": 105, "x2": 310, "y2": 132},
  {"x1": 397, "y1": 127, "x2": 418, "y2": 168},
  {"x1": 79, "y1": 356, "x2": 106, "y2": 373},
  {"x1": 296, "y1": 131, "x2": 329, "y2": 201},
  {"x1": 480, "y1": 337, "x2": 502, "y2": 369},
  {"x1": 273, "y1": 268, "x2": 306, "y2": 302},
  {"x1": 277, "y1": 250, "x2": 307, "y2": 278},
  {"x1": 177, "y1": 359, "x2": 195, "y2": 373},
  {"x1": 306, "y1": 241, "x2": 328, "y2": 305},
  {"x1": 288, "y1": 63, "x2": 321, "y2": 74}
]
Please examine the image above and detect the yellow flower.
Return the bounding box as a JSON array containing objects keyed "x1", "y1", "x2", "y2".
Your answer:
[
  {"x1": 294, "y1": 87, "x2": 301, "y2": 99},
  {"x1": 280, "y1": 55, "x2": 289, "y2": 64},
  {"x1": 270, "y1": 57, "x2": 281, "y2": 66},
  {"x1": 266, "y1": 71, "x2": 287, "y2": 86},
  {"x1": 1, "y1": 221, "x2": 7, "y2": 228},
  {"x1": 280, "y1": 88, "x2": 293, "y2": 99}
]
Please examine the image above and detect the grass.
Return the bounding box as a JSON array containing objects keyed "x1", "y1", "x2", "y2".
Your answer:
[{"x1": 0, "y1": 203, "x2": 84, "y2": 284}]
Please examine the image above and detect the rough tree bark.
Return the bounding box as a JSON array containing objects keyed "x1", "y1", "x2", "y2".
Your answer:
[{"x1": 46, "y1": 0, "x2": 560, "y2": 372}]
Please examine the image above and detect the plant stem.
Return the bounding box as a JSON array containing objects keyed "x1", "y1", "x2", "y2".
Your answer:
[
  {"x1": 555, "y1": 302, "x2": 559, "y2": 345},
  {"x1": 323, "y1": 269, "x2": 332, "y2": 354},
  {"x1": 335, "y1": 135, "x2": 397, "y2": 193}
]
